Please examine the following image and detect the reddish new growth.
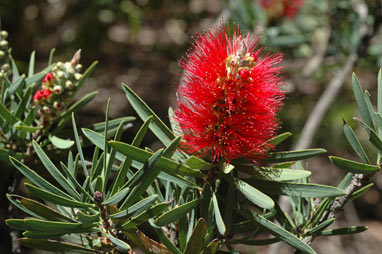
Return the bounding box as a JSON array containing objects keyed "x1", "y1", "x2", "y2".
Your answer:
[
  {"x1": 174, "y1": 26, "x2": 284, "y2": 163},
  {"x1": 261, "y1": 0, "x2": 305, "y2": 19}
]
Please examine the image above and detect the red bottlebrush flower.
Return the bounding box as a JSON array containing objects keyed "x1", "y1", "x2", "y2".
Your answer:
[
  {"x1": 33, "y1": 90, "x2": 43, "y2": 102},
  {"x1": 174, "y1": 25, "x2": 284, "y2": 163},
  {"x1": 42, "y1": 72, "x2": 55, "y2": 83},
  {"x1": 42, "y1": 89, "x2": 52, "y2": 99}
]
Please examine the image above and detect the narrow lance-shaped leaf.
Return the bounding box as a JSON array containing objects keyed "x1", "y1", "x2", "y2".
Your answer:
[
  {"x1": 247, "y1": 179, "x2": 346, "y2": 198},
  {"x1": 155, "y1": 199, "x2": 200, "y2": 227},
  {"x1": 184, "y1": 218, "x2": 207, "y2": 254},
  {"x1": 212, "y1": 192, "x2": 226, "y2": 235},
  {"x1": 25, "y1": 183, "x2": 94, "y2": 209},
  {"x1": 33, "y1": 141, "x2": 81, "y2": 200},
  {"x1": 329, "y1": 156, "x2": 379, "y2": 174},
  {"x1": 264, "y1": 149, "x2": 326, "y2": 163},
  {"x1": 352, "y1": 73, "x2": 374, "y2": 130},
  {"x1": 343, "y1": 123, "x2": 370, "y2": 164}
]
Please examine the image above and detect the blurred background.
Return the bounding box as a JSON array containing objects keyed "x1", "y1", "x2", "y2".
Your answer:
[{"x1": 0, "y1": 0, "x2": 381, "y2": 253}]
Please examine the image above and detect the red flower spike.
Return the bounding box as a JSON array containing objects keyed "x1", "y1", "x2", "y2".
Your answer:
[
  {"x1": 174, "y1": 25, "x2": 284, "y2": 163},
  {"x1": 42, "y1": 89, "x2": 52, "y2": 99},
  {"x1": 33, "y1": 90, "x2": 43, "y2": 102},
  {"x1": 42, "y1": 72, "x2": 55, "y2": 83}
]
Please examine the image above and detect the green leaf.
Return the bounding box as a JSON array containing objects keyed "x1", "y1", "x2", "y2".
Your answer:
[
  {"x1": 90, "y1": 116, "x2": 135, "y2": 133},
  {"x1": 184, "y1": 218, "x2": 207, "y2": 254},
  {"x1": 269, "y1": 132, "x2": 292, "y2": 146},
  {"x1": 212, "y1": 192, "x2": 226, "y2": 235},
  {"x1": 109, "y1": 141, "x2": 203, "y2": 177},
  {"x1": 77, "y1": 211, "x2": 100, "y2": 224},
  {"x1": 329, "y1": 156, "x2": 379, "y2": 174},
  {"x1": 60, "y1": 162, "x2": 93, "y2": 201},
  {"x1": 48, "y1": 48, "x2": 55, "y2": 66},
  {"x1": 20, "y1": 238, "x2": 97, "y2": 253},
  {"x1": 247, "y1": 179, "x2": 346, "y2": 198},
  {"x1": 9, "y1": 157, "x2": 72, "y2": 199},
  {"x1": 319, "y1": 226, "x2": 368, "y2": 236},
  {"x1": 23, "y1": 218, "x2": 96, "y2": 233},
  {"x1": 20, "y1": 197, "x2": 74, "y2": 222},
  {"x1": 163, "y1": 136, "x2": 182, "y2": 158},
  {"x1": 186, "y1": 156, "x2": 213, "y2": 171},
  {"x1": 121, "y1": 202, "x2": 170, "y2": 229},
  {"x1": 121, "y1": 149, "x2": 164, "y2": 209},
  {"x1": 0, "y1": 102, "x2": 19, "y2": 125},
  {"x1": 72, "y1": 114, "x2": 90, "y2": 179},
  {"x1": 350, "y1": 183, "x2": 374, "y2": 201},
  {"x1": 102, "y1": 187, "x2": 130, "y2": 205},
  {"x1": 76, "y1": 60, "x2": 98, "y2": 90},
  {"x1": 33, "y1": 141, "x2": 80, "y2": 200},
  {"x1": 305, "y1": 218, "x2": 335, "y2": 236},
  {"x1": 221, "y1": 197, "x2": 316, "y2": 254},
  {"x1": 344, "y1": 124, "x2": 370, "y2": 164},
  {"x1": 352, "y1": 73, "x2": 374, "y2": 131},
  {"x1": 229, "y1": 238, "x2": 279, "y2": 245},
  {"x1": 378, "y1": 68, "x2": 382, "y2": 119},
  {"x1": 122, "y1": 83, "x2": 175, "y2": 146},
  {"x1": 264, "y1": 149, "x2": 326, "y2": 163},
  {"x1": 25, "y1": 183, "x2": 94, "y2": 208},
  {"x1": 111, "y1": 195, "x2": 158, "y2": 219},
  {"x1": 229, "y1": 177, "x2": 274, "y2": 209},
  {"x1": 15, "y1": 125, "x2": 42, "y2": 133},
  {"x1": 155, "y1": 199, "x2": 200, "y2": 227},
  {"x1": 202, "y1": 239, "x2": 219, "y2": 254},
  {"x1": 28, "y1": 51, "x2": 36, "y2": 77},
  {"x1": 49, "y1": 135, "x2": 75, "y2": 149},
  {"x1": 108, "y1": 232, "x2": 131, "y2": 252},
  {"x1": 9, "y1": 75, "x2": 25, "y2": 95},
  {"x1": 23, "y1": 231, "x2": 71, "y2": 239}
]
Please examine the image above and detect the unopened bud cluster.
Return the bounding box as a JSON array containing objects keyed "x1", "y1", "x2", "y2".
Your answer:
[
  {"x1": 33, "y1": 52, "x2": 83, "y2": 122},
  {"x1": 0, "y1": 30, "x2": 11, "y2": 79}
]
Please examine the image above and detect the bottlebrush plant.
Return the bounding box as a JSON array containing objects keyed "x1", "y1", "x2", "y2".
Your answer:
[{"x1": 4, "y1": 24, "x2": 380, "y2": 254}]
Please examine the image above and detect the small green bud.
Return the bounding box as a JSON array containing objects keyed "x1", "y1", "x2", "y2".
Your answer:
[
  {"x1": 53, "y1": 101, "x2": 62, "y2": 110},
  {"x1": 2, "y1": 63, "x2": 10, "y2": 71},
  {"x1": 57, "y1": 71, "x2": 65, "y2": 78},
  {"x1": 0, "y1": 72, "x2": 4, "y2": 79},
  {"x1": 75, "y1": 64, "x2": 82, "y2": 71},
  {"x1": 0, "y1": 40, "x2": 8, "y2": 48},
  {"x1": 52, "y1": 66, "x2": 58, "y2": 72},
  {"x1": 0, "y1": 50, "x2": 4, "y2": 59},
  {"x1": 74, "y1": 73, "x2": 82, "y2": 81},
  {"x1": 56, "y1": 62, "x2": 63, "y2": 68},
  {"x1": 42, "y1": 106, "x2": 51, "y2": 114},
  {"x1": 53, "y1": 85, "x2": 63, "y2": 94},
  {"x1": 68, "y1": 67, "x2": 75, "y2": 75},
  {"x1": 65, "y1": 80, "x2": 74, "y2": 89},
  {"x1": 0, "y1": 31, "x2": 8, "y2": 39}
]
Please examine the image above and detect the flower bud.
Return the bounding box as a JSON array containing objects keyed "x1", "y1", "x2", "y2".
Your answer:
[
  {"x1": 2, "y1": 63, "x2": 10, "y2": 71},
  {"x1": 74, "y1": 73, "x2": 82, "y2": 81},
  {"x1": 0, "y1": 31, "x2": 8, "y2": 39},
  {"x1": 56, "y1": 62, "x2": 63, "y2": 68},
  {"x1": 65, "y1": 80, "x2": 74, "y2": 89},
  {"x1": 53, "y1": 85, "x2": 63, "y2": 94},
  {"x1": 75, "y1": 64, "x2": 82, "y2": 71},
  {"x1": 0, "y1": 50, "x2": 4, "y2": 59},
  {"x1": 42, "y1": 89, "x2": 52, "y2": 99},
  {"x1": 94, "y1": 191, "x2": 103, "y2": 204},
  {"x1": 57, "y1": 71, "x2": 65, "y2": 79},
  {"x1": 42, "y1": 72, "x2": 55, "y2": 83},
  {"x1": 0, "y1": 40, "x2": 8, "y2": 48},
  {"x1": 0, "y1": 72, "x2": 4, "y2": 79},
  {"x1": 53, "y1": 101, "x2": 62, "y2": 110},
  {"x1": 68, "y1": 67, "x2": 75, "y2": 75},
  {"x1": 42, "y1": 106, "x2": 51, "y2": 114},
  {"x1": 33, "y1": 90, "x2": 43, "y2": 103}
]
